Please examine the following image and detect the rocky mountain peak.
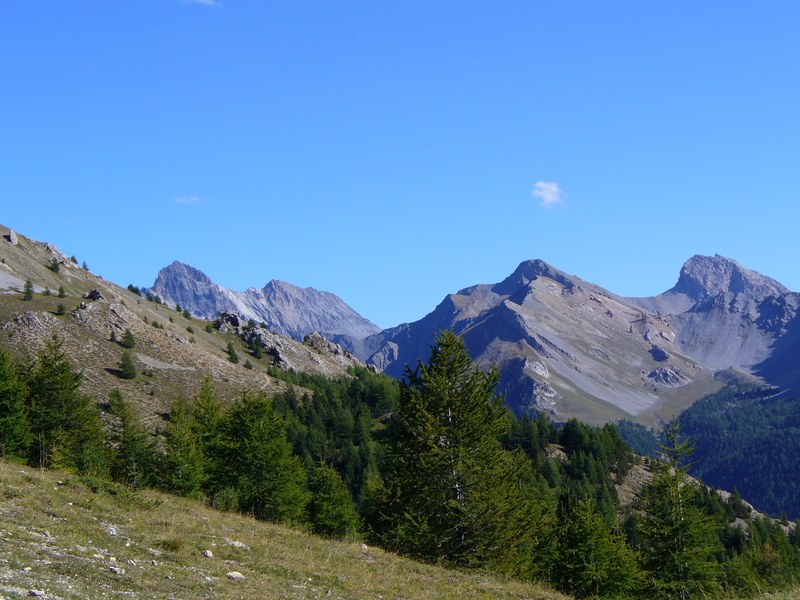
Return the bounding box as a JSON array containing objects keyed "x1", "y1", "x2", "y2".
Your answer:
[
  {"x1": 154, "y1": 261, "x2": 215, "y2": 288},
  {"x1": 672, "y1": 254, "x2": 788, "y2": 301},
  {"x1": 493, "y1": 259, "x2": 576, "y2": 295},
  {"x1": 149, "y1": 262, "x2": 380, "y2": 341}
]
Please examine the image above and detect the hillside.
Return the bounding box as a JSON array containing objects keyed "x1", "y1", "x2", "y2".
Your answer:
[
  {"x1": 0, "y1": 226, "x2": 363, "y2": 425},
  {"x1": 0, "y1": 460, "x2": 568, "y2": 600}
]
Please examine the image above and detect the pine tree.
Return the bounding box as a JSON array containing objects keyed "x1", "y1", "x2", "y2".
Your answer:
[
  {"x1": 379, "y1": 330, "x2": 550, "y2": 574},
  {"x1": 108, "y1": 389, "x2": 154, "y2": 489},
  {"x1": 23, "y1": 279, "x2": 33, "y2": 301},
  {"x1": 25, "y1": 334, "x2": 107, "y2": 473},
  {"x1": 0, "y1": 347, "x2": 31, "y2": 457},
  {"x1": 640, "y1": 422, "x2": 723, "y2": 599},
  {"x1": 57, "y1": 285, "x2": 66, "y2": 298},
  {"x1": 308, "y1": 463, "x2": 361, "y2": 539}
]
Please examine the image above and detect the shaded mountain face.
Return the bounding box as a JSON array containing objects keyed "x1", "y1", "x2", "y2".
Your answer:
[
  {"x1": 343, "y1": 255, "x2": 799, "y2": 425},
  {"x1": 149, "y1": 261, "x2": 380, "y2": 342},
  {"x1": 343, "y1": 260, "x2": 719, "y2": 425}
]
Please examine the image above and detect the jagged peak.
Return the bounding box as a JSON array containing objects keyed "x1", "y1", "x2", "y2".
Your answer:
[
  {"x1": 155, "y1": 260, "x2": 215, "y2": 286},
  {"x1": 493, "y1": 259, "x2": 576, "y2": 295},
  {"x1": 672, "y1": 254, "x2": 788, "y2": 301}
]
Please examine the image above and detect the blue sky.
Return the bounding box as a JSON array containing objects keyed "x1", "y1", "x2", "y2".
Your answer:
[{"x1": 2, "y1": 2, "x2": 799, "y2": 328}]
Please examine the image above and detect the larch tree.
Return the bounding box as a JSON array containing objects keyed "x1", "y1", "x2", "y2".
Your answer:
[
  {"x1": 25, "y1": 334, "x2": 106, "y2": 473},
  {"x1": 640, "y1": 422, "x2": 723, "y2": 599},
  {"x1": 379, "y1": 330, "x2": 549, "y2": 574},
  {"x1": 0, "y1": 347, "x2": 30, "y2": 457}
]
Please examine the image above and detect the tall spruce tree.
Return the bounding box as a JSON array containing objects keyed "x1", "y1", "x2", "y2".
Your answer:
[
  {"x1": 379, "y1": 330, "x2": 549, "y2": 574},
  {"x1": 640, "y1": 422, "x2": 723, "y2": 599}
]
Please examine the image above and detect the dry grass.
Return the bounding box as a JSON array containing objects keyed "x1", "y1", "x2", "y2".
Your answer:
[{"x1": 0, "y1": 460, "x2": 571, "y2": 599}]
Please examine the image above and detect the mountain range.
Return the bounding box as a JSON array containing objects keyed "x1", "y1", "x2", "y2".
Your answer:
[
  {"x1": 148, "y1": 260, "x2": 380, "y2": 342},
  {"x1": 149, "y1": 253, "x2": 799, "y2": 425}
]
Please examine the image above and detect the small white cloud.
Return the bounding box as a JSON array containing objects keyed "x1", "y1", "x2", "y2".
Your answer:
[
  {"x1": 532, "y1": 181, "x2": 565, "y2": 208},
  {"x1": 183, "y1": 0, "x2": 221, "y2": 6},
  {"x1": 175, "y1": 195, "x2": 207, "y2": 205}
]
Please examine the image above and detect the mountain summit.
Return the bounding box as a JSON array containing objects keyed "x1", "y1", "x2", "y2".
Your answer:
[
  {"x1": 672, "y1": 254, "x2": 788, "y2": 302},
  {"x1": 149, "y1": 261, "x2": 380, "y2": 342},
  {"x1": 341, "y1": 255, "x2": 800, "y2": 424}
]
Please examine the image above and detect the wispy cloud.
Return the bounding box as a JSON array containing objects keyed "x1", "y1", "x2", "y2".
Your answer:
[
  {"x1": 532, "y1": 181, "x2": 565, "y2": 209},
  {"x1": 183, "y1": 0, "x2": 221, "y2": 7},
  {"x1": 175, "y1": 195, "x2": 208, "y2": 206}
]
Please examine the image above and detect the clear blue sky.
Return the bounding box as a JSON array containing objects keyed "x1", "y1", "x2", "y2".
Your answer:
[{"x1": 2, "y1": 2, "x2": 799, "y2": 328}]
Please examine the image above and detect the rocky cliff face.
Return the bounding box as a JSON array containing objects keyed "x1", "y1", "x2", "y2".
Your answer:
[{"x1": 149, "y1": 261, "x2": 380, "y2": 342}]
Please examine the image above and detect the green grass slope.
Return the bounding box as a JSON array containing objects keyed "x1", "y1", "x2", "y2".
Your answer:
[{"x1": 0, "y1": 460, "x2": 569, "y2": 599}]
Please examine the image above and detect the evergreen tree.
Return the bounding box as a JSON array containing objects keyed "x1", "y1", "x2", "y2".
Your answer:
[
  {"x1": 226, "y1": 341, "x2": 239, "y2": 364},
  {"x1": 640, "y1": 422, "x2": 723, "y2": 599},
  {"x1": 218, "y1": 391, "x2": 308, "y2": 524},
  {"x1": 23, "y1": 279, "x2": 33, "y2": 301},
  {"x1": 108, "y1": 389, "x2": 153, "y2": 489},
  {"x1": 379, "y1": 330, "x2": 550, "y2": 574},
  {"x1": 158, "y1": 396, "x2": 206, "y2": 498},
  {"x1": 57, "y1": 285, "x2": 66, "y2": 298},
  {"x1": 120, "y1": 329, "x2": 136, "y2": 349},
  {"x1": 308, "y1": 463, "x2": 361, "y2": 539},
  {"x1": 25, "y1": 334, "x2": 107, "y2": 473},
  {"x1": 0, "y1": 347, "x2": 30, "y2": 457},
  {"x1": 555, "y1": 497, "x2": 641, "y2": 598},
  {"x1": 118, "y1": 351, "x2": 136, "y2": 379},
  {"x1": 49, "y1": 259, "x2": 60, "y2": 273}
]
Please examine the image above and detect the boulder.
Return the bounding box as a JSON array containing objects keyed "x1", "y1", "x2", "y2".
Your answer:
[{"x1": 83, "y1": 289, "x2": 105, "y2": 301}]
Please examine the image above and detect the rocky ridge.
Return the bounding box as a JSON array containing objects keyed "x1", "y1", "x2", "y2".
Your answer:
[
  {"x1": 148, "y1": 261, "x2": 380, "y2": 342},
  {"x1": 343, "y1": 255, "x2": 799, "y2": 425}
]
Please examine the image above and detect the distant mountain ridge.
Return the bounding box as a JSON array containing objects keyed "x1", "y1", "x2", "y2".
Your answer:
[
  {"x1": 149, "y1": 261, "x2": 380, "y2": 342},
  {"x1": 149, "y1": 253, "x2": 799, "y2": 425},
  {"x1": 342, "y1": 254, "x2": 799, "y2": 425}
]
